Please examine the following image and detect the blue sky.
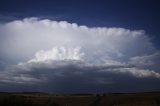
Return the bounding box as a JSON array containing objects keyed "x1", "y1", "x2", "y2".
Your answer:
[{"x1": 0, "y1": 0, "x2": 160, "y2": 93}]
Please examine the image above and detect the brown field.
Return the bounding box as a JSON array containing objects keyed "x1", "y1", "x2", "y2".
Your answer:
[{"x1": 0, "y1": 92, "x2": 160, "y2": 106}]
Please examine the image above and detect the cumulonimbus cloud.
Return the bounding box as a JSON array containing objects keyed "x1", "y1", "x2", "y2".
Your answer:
[
  {"x1": 0, "y1": 17, "x2": 155, "y2": 64},
  {"x1": 0, "y1": 18, "x2": 160, "y2": 92}
]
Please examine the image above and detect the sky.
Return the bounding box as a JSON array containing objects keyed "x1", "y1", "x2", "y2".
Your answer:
[{"x1": 0, "y1": 0, "x2": 160, "y2": 93}]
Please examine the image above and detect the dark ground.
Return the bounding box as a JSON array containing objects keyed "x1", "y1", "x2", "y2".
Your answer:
[{"x1": 0, "y1": 92, "x2": 160, "y2": 106}]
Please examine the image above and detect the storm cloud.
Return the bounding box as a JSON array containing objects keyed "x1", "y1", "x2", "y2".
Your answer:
[
  {"x1": 0, "y1": 18, "x2": 160, "y2": 93},
  {"x1": 0, "y1": 18, "x2": 155, "y2": 63}
]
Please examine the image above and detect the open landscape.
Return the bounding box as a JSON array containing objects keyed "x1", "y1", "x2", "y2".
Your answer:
[
  {"x1": 0, "y1": 1, "x2": 160, "y2": 106},
  {"x1": 0, "y1": 92, "x2": 160, "y2": 106}
]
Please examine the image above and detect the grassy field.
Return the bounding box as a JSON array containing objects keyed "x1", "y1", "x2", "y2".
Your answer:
[{"x1": 0, "y1": 92, "x2": 160, "y2": 106}]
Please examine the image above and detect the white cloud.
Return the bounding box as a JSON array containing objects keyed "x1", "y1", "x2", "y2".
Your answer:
[
  {"x1": 0, "y1": 18, "x2": 160, "y2": 92},
  {"x1": 28, "y1": 47, "x2": 84, "y2": 63},
  {"x1": 0, "y1": 18, "x2": 155, "y2": 64},
  {"x1": 112, "y1": 67, "x2": 160, "y2": 78}
]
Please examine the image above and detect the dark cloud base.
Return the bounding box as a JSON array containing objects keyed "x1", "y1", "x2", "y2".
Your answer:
[
  {"x1": 1, "y1": 78, "x2": 160, "y2": 94},
  {"x1": 0, "y1": 61, "x2": 160, "y2": 94}
]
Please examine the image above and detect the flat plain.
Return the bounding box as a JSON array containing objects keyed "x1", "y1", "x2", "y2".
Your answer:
[{"x1": 0, "y1": 92, "x2": 160, "y2": 106}]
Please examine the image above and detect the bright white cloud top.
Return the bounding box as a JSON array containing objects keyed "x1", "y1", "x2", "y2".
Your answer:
[
  {"x1": 28, "y1": 47, "x2": 84, "y2": 62},
  {"x1": 0, "y1": 18, "x2": 160, "y2": 92},
  {"x1": 0, "y1": 18, "x2": 155, "y2": 63}
]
